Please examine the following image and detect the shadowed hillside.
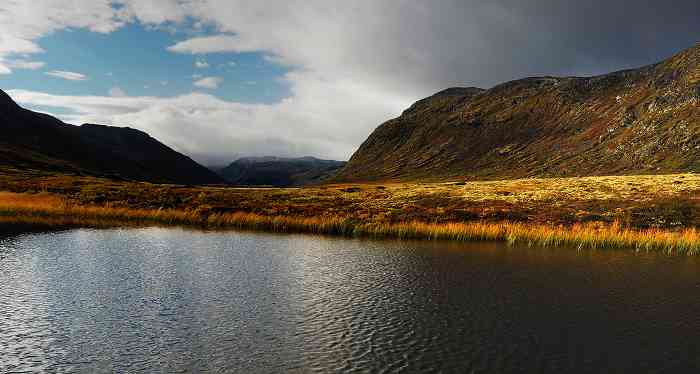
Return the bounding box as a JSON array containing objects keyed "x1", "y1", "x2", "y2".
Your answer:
[
  {"x1": 336, "y1": 43, "x2": 700, "y2": 182},
  {"x1": 0, "y1": 89, "x2": 224, "y2": 185},
  {"x1": 220, "y1": 156, "x2": 346, "y2": 186}
]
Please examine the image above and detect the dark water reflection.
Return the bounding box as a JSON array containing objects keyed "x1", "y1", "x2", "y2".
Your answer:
[{"x1": 2, "y1": 227, "x2": 700, "y2": 373}]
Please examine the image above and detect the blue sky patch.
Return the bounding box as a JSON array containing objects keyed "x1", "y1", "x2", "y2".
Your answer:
[{"x1": 0, "y1": 23, "x2": 292, "y2": 104}]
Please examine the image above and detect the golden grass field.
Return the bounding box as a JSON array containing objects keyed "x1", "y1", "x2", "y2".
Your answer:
[{"x1": 0, "y1": 168, "x2": 698, "y2": 254}]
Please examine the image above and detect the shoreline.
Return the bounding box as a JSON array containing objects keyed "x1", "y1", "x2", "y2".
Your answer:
[{"x1": 1, "y1": 191, "x2": 698, "y2": 255}]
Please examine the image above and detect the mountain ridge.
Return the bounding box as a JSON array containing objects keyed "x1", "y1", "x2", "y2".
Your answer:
[
  {"x1": 0, "y1": 89, "x2": 224, "y2": 185},
  {"x1": 335, "y1": 42, "x2": 700, "y2": 182},
  {"x1": 220, "y1": 156, "x2": 346, "y2": 186}
]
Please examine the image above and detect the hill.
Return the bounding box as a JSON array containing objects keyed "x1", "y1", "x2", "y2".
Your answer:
[
  {"x1": 336, "y1": 43, "x2": 700, "y2": 181},
  {"x1": 219, "y1": 156, "x2": 346, "y2": 186},
  {"x1": 0, "y1": 89, "x2": 224, "y2": 185}
]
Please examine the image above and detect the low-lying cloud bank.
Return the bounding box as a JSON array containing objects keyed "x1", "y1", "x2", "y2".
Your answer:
[{"x1": 9, "y1": 72, "x2": 405, "y2": 165}]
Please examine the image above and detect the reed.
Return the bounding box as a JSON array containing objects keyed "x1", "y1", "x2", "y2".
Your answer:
[{"x1": 0, "y1": 192, "x2": 698, "y2": 254}]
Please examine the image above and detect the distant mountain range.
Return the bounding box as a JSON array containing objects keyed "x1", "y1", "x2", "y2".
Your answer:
[
  {"x1": 335, "y1": 42, "x2": 700, "y2": 181},
  {"x1": 0, "y1": 89, "x2": 224, "y2": 184},
  {"x1": 218, "y1": 156, "x2": 346, "y2": 187}
]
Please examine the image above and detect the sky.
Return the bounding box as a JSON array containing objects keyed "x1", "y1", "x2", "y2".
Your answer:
[{"x1": 0, "y1": 1, "x2": 699, "y2": 166}]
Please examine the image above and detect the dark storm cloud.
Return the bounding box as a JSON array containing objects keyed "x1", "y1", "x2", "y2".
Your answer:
[{"x1": 376, "y1": 0, "x2": 700, "y2": 92}]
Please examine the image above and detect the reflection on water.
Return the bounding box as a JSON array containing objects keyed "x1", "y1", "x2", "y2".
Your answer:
[{"x1": 2, "y1": 227, "x2": 700, "y2": 373}]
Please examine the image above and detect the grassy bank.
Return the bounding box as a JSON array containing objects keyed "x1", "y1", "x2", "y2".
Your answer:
[
  {"x1": 1, "y1": 191, "x2": 699, "y2": 254},
  {"x1": 1, "y1": 168, "x2": 699, "y2": 228}
]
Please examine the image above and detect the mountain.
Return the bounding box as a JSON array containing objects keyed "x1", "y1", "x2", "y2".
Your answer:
[
  {"x1": 0, "y1": 89, "x2": 224, "y2": 184},
  {"x1": 336, "y1": 43, "x2": 700, "y2": 182},
  {"x1": 219, "y1": 156, "x2": 346, "y2": 186}
]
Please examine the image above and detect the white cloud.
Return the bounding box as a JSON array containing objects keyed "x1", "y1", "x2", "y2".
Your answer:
[
  {"x1": 193, "y1": 76, "x2": 223, "y2": 89},
  {"x1": 6, "y1": 59, "x2": 45, "y2": 70},
  {"x1": 6, "y1": 87, "x2": 385, "y2": 164},
  {"x1": 109, "y1": 87, "x2": 127, "y2": 97},
  {"x1": 45, "y1": 70, "x2": 88, "y2": 81},
  {"x1": 0, "y1": 35, "x2": 44, "y2": 55},
  {"x1": 0, "y1": 58, "x2": 44, "y2": 74},
  {"x1": 0, "y1": 1, "x2": 123, "y2": 55},
  {"x1": 0, "y1": 1, "x2": 122, "y2": 76},
  {"x1": 115, "y1": 0, "x2": 189, "y2": 25},
  {"x1": 194, "y1": 58, "x2": 209, "y2": 68},
  {"x1": 168, "y1": 35, "x2": 249, "y2": 54}
]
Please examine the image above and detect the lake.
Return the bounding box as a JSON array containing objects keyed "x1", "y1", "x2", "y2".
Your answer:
[{"x1": 2, "y1": 227, "x2": 700, "y2": 373}]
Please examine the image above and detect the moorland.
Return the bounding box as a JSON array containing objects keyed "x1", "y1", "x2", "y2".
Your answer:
[{"x1": 1, "y1": 168, "x2": 698, "y2": 253}]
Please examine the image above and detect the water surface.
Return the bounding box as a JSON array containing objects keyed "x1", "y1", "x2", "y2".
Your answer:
[{"x1": 2, "y1": 227, "x2": 700, "y2": 373}]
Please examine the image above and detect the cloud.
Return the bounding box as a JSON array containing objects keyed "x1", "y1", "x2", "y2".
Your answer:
[
  {"x1": 193, "y1": 76, "x2": 223, "y2": 89},
  {"x1": 0, "y1": 35, "x2": 44, "y2": 56},
  {"x1": 45, "y1": 70, "x2": 88, "y2": 81},
  {"x1": 1, "y1": 1, "x2": 699, "y2": 162},
  {"x1": 0, "y1": 1, "x2": 123, "y2": 57},
  {"x1": 162, "y1": 1, "x2": 699, "y2": 93},
  {"x1": 159, "y1": 1, "x2": 700, "y2": 160},
  {"x1": 109, "y1": 87, "x2": 127, "y2": 97},
  {"x1": 5, "y1": 59, "x2": 45, "y2": 70},
  {"x1": 194, "y1": 58, "x2": 209, "y2": 68},
  {"x1": 7, "y1": 87, "x2": 379, "y2": 165},
  {"x1": 115, "y1": 0, "x2": 189, "y2": 25},
  {"x1": 0, "y1": 57, "x2": 44, "y2": 74},
  {"x1": 168, "y1": 34, "x2": 249, "y2": 54}
]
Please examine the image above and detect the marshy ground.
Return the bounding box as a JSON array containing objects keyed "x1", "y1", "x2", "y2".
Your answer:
[{"x1": 0, "y1": 167, "x2": 698, "y2": 253}]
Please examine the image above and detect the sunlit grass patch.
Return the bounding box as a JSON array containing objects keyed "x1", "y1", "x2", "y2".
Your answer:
[{"x1": 0, "y1": 191, "x2": 698, "y2": 255}]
